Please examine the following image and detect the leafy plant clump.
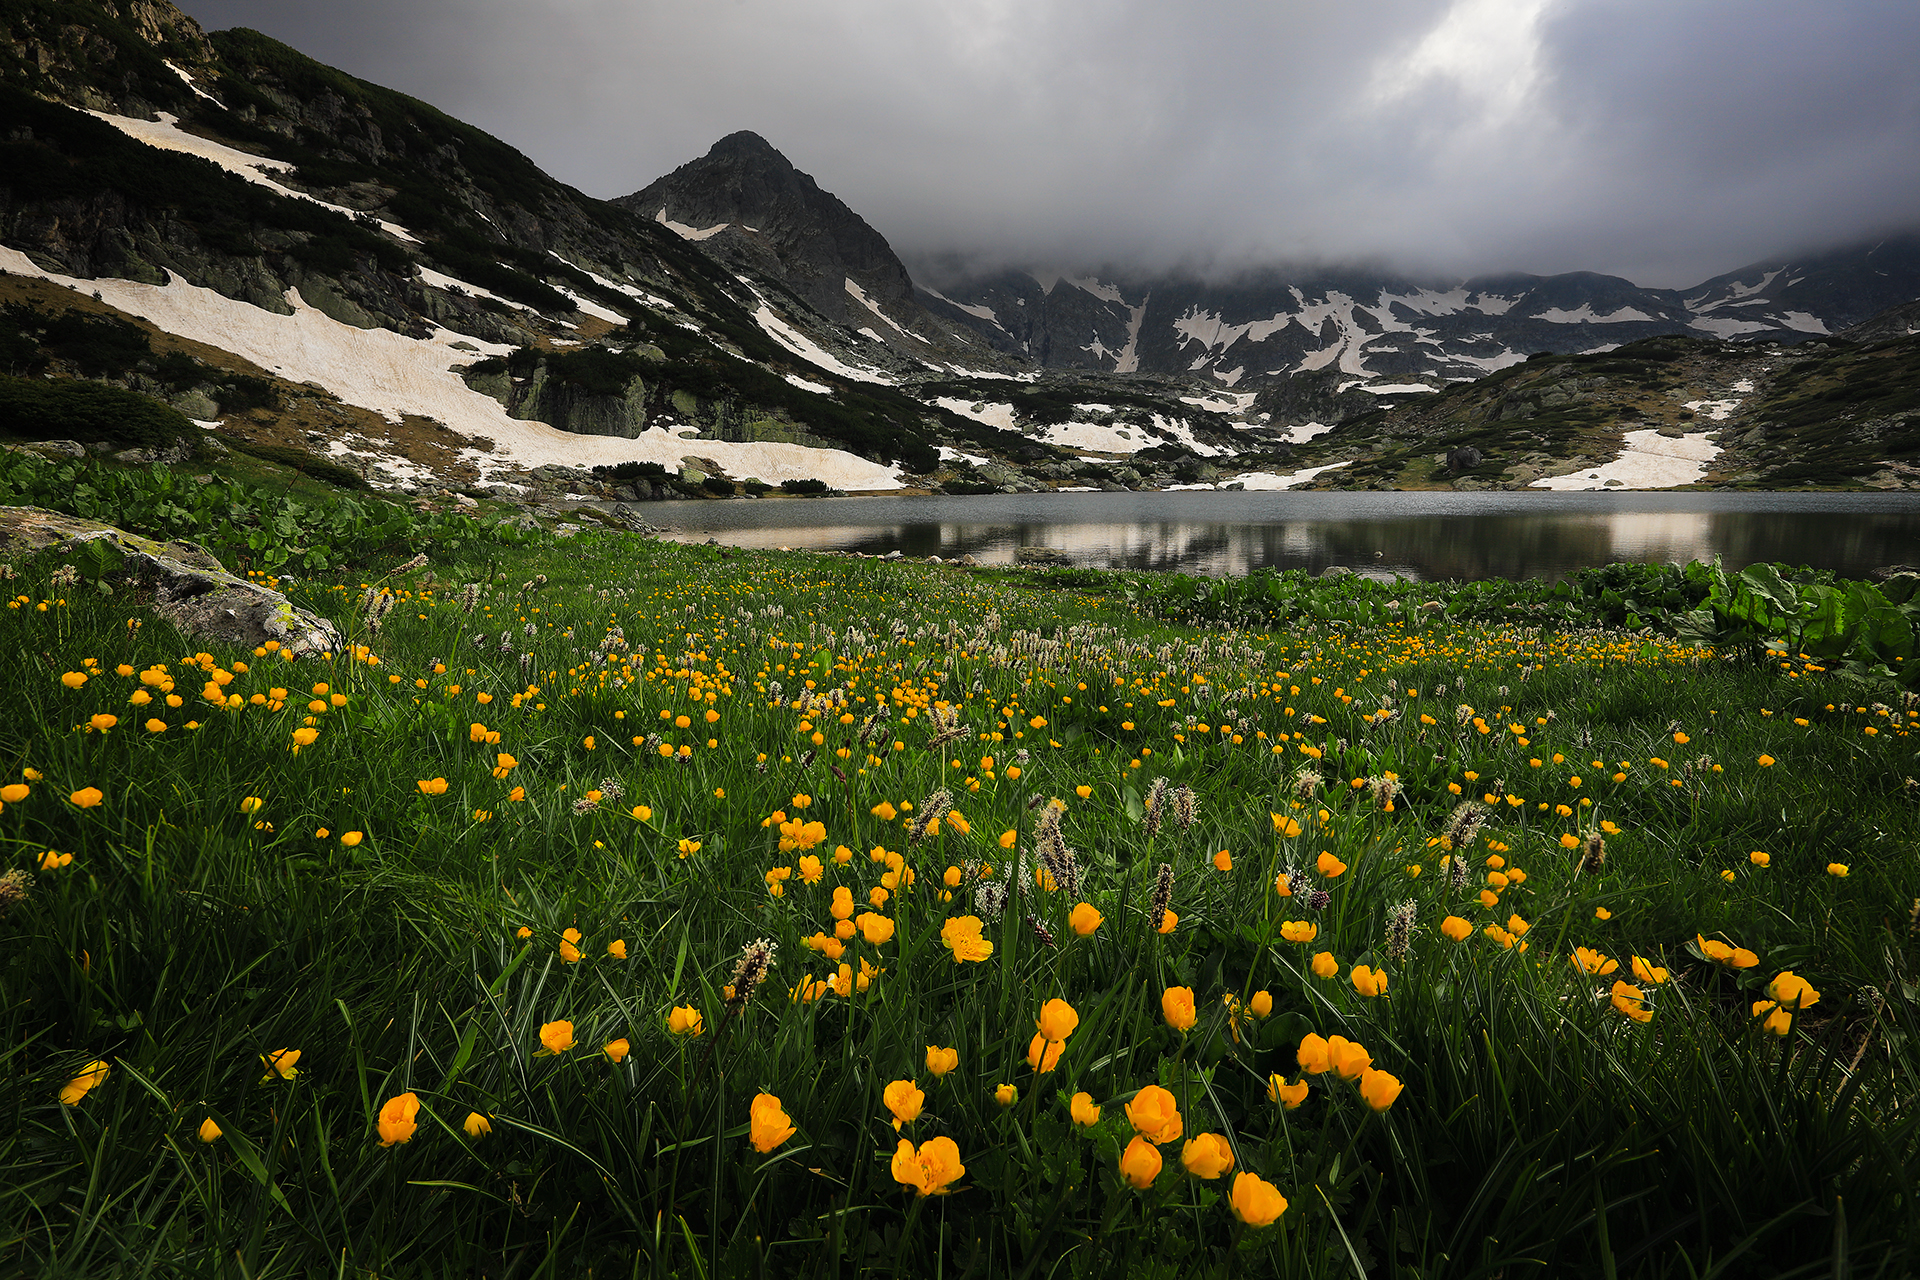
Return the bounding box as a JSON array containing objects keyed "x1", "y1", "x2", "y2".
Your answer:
[{"x1": 0, "y1": 448, "x2": 538, "y2": 570}]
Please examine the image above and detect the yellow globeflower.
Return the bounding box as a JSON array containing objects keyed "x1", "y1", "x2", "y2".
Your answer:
[
  {"x1": 883, "y1": 1079, "x2": 925, "y2": 1130},
  {"x1": 1267, "y1": 1074, "x2": 1309, "y2": 1110},
  {"x1": 940, "y1": 915, "x2": 993, "y2": 963},
  {"x1": 1572, "y1": 947, "x2": 1618, "y2": 976},
  {"x1": 1026, "y1": 1033, "x2": 1064, "y2": 1072},
  {"x1": 1609, "y1": 981, "x2": 1653, "y2": 1023},
  {"x1": 198, "y1": 1117, "x2": 222, "y2": 1143},
  {"x1": 1358, "y1": 1068, "x2": 1404, "y2": 1111},
  {"x1": 1350, "y1": 965, "x2": 1388, "y2": 997},
  {"x1": 1441, "y1": 915, "x2": 1473, "y2": 942},
  {"x1": 59, "y1": 1059, "x2": 111, "y2": 1105},
  {"x1": 463, "y1": 1112, "x2": 492, "y2": 1138},
  {"x1": 749, "y1": 1093, "x2": 795, "y2": 1152},
  {"x1": 260, "y1": 1048, "x2": 302, "y2": 1082},
  {"x1": 536, "y1": 1020, "x2": 575, "y2": 1056},
  {"x1": 1124, "y1": 1084, "x2": 1183, "y2": 1144},
  {"x1": 603, "y1": 1038, "x2": 631, "y2": 1063},
  {"x1": 1279, "y1": 920, "x2": 1317, "y2": 944},
  {"x1": 925, "y1": 1045, "x2": 958, "y2": 1076},
  {"x1": 668, "y1": 1006, "x2": 704, "y2": 1037},
  {"x1": 1310, "y1": 951, "x2": 1338, "y2": 979},
  {"x1": 70, "y1": 787, "x2": 104, "y2": 809},
  {"x1": 1119, "y1": 1135, "x2": 1162, "y2": 1189},
  {"x1": 1070, "y1": 1091, "x2": 1102, "y2": 1126},
  {"x1": 1329, "y1": 1036, "x2": 1372, "y2": 1079},
  {"x1": 1229, "y1": 1171, "x2": 1289, "y2": 1227},
  {"x1": 1161, "y1": 986, "x2": 1197, "y2": 1032},
  {"x1": 1036, "y1": 998, "x2": 1080, "y2": 1043},
  {"x1": 891, "y1": 1136, "x2": 965, "y2": 1197},
  {"x1": 376, "y1": 1092, "x2": 420, "y2": 1146},
  {"x1": 1181, "y1": 1133, "x2": 1236, "y2": 1179}
]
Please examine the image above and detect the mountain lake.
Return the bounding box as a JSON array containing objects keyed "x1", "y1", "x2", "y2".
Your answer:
[{"x1": 638, "y1": 490, "x2": 1920, "y2": 582}]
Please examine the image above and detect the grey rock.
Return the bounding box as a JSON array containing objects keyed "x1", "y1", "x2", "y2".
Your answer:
[
  {"x1": 22, "y1": 439, "x2": 85, "y2": 459},
  {"x1": 0, "y1": 506, "x2": 340, "y2": 658},
  {"x1": 171, "y1": 389, "x2": 220, "y2": 421},
  {"x1": 1319, "y1": 565, "x2": 1354, "y2": 579}
]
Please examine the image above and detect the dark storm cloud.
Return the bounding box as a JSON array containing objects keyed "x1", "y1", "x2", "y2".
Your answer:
[{"x1": 176, "y1": 0, "x2": 1920, "y2": 286}]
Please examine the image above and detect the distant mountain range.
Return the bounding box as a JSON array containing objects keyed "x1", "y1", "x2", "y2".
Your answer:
[{"x1": 1, "y1": 0, "x2": 1917, "y2": 501}]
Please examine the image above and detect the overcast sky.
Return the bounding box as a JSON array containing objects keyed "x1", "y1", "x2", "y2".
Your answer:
[{"x1": 177, "y1": 0, "x2": 1920, "y2": 288}]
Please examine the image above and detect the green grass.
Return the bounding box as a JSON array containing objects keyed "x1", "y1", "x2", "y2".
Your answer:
[{"x1": 0, "y1": 529, "x2": 1916, "y2": 1278}]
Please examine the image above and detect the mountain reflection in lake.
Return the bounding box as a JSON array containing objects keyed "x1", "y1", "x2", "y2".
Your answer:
[{"x1": 640, "y1": 490, "x2": 1920, "y2": 582}]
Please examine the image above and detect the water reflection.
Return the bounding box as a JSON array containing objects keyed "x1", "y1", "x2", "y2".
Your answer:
[{"x1": 639, "y1": 491, "x2": 1920, "y2": 582}]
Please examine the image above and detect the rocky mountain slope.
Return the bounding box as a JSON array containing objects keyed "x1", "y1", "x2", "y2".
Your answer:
[
  {"x1": 1269, "y1": 318, "x2": 1920, "y2": 493},
  {"x1": 0, "y1": 0, "x2": 1066, "y2": 505},
  {"x1": 615, "y1": 131, "x2": 993, "y2": 363}
]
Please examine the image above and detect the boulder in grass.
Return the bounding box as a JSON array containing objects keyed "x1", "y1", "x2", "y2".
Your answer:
[{"x1": 0, "y1": 506, "x2": 341, "y2": 658}]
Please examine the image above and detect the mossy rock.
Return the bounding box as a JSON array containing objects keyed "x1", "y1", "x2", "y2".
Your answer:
[{"x1": 0, "y1": 506, "x2": 341, "y2": 657}]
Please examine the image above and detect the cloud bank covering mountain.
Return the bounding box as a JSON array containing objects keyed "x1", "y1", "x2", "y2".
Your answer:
[{"x1": 173, "y1": 0, "x2": 1920, "y2": 288}]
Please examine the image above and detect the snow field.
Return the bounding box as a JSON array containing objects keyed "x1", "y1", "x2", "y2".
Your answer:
[{"x1": 1528, "y1": 429, "x2": 1721, "y2": 491}]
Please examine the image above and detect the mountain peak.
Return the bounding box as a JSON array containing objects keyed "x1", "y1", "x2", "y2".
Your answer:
[
  {"x1": 707, "y1": 130, "x2": 783, "y2": 161},
  {"x1": 616, "y1": 133, "x2": 962, "y2": 350}
]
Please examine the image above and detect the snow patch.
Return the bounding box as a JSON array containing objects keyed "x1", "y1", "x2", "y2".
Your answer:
[
  {"x1": 845, "y1": 278, "x2": 919, "y2": 341},
  {"x1": 1064, "y1": 276, "x2": 1126, "y2": 304},
  {"x1": 1446, "y1": 347, "x2": 1527, "y2": 374},
  {"x1": 1683, "y1": 398, "x2": 1741, "y2": 421},
  {"x1": 1112, "y1": 295, "x2": 1150, "y2": 374},
  {"x1": 416, "y1": 266, "x2": 536, "y2": 314},
  {"x1": 1529, "y1": 429, "x2": 1720, "y2": 491},
  {"x1": 1689, "y1": 316, "x2": 1773, "y2": 338},
  {"x1": 923, "y1": 287, "x2": 1001, "y2": 327},
  {"x1": 1358, "y1": 382, "x2": 1437, "y2": 394},
  {"x1": 87, "y1": 110, "x2": 418, "y2": 242},
  {"x1": 654, "y1": 208, "x2": 728, "y2": 241},
  {"x1": 1533, "y1": 304, "x2": 1658, "y2": 324},
  {"x1": 1686, "y1": 268, "x2": 1784, "y2": 312},
  {"x1": 748, "y1": 297, "x2": 895, "y2": 385},
  {"x1": 933, "y1": 398, "x2": 1018, "y2": 430},
  {"x1": 163, "y1": 60, "x2": 219, "y2": 104},
  {"x1": 556, "y1": 287, "x2": 627, "y2": 326},
  {"x1": 1041, "y1": 410, "x2": 1219, "y2": 458},
  {"x1": 1235, "y1": 461, "x2": 1352, "y2": 490}
]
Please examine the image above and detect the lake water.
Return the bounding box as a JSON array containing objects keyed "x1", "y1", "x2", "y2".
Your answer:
[{"x1": 639, "y1": 490, "x2": 1920, "y2": 582}]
